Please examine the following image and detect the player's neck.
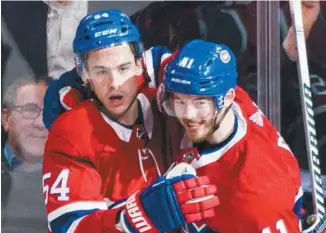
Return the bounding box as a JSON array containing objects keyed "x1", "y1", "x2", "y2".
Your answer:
[
  {"x1": 207, "y1": 109, "x2": 236, "y2": 144},
  {"x1": 116, "y1": 99, "x2": 139, "y2": 126}
]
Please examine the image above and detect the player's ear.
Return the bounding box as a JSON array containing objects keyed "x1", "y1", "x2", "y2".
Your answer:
[
  {"x1": 2, "y1": 108, "x2": 11, "y2": 132},
  {"x1": 80, "y1": 66, "x2": 94, "y2": 91},
  {"x1": 223, "y1": 88, "x2": 235, "y2": 108},
  {"x1": 80, "y1": 66, "x2": 90, "y2": 85},
  {"x1": 135, "y1": 58, "x2": 143, "y2": 76}
]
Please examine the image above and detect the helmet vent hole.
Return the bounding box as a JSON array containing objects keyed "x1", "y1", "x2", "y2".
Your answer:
[
  {"x1": 200, "y1": 80, "x2": 213, "y2": 86},
  {"x1": 84, "y1": 35, "x2": 90, "y2": 40},
  {"x1": 94, "y1": 21, "x2": 113, "y2": 27},
  {"x1": 121, "y1": 27, "x2": 128, "y2": 33},
  {"x1": 204, "y1": 59, "x2": 213, "y2": 67}
]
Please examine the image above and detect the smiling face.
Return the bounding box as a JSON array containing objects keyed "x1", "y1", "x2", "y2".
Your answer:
[
  {"x1": 169, "y1": 91, "x2": 235, "y2": 144},
  {"x1": 85, "y1": 44, "x2": 142, "y2": 120},
  {"x1": 2, "y1": 82, "x2": 49, "y2": 161},
  {"x1": 171, "y1": 92, "x2": 217, "y2": 143}
]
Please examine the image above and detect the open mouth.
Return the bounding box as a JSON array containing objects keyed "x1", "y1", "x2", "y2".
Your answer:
[
  {"x1": 109, "y1": 95, "x2": 123, "y2": 101},
  {"x1": 108, "y1": 94, "x2": 124, "y2": 107}
]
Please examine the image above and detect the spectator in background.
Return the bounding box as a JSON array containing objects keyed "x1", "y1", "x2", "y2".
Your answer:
[
  {"x1": 1, "y1": 0, "x2": 148, "y2": 82},
  {"x1": 1, "y1": 0, "x2": 87, "y2": 82},
  {"x1": 1, "y1": 75, "x2": 52, "y2": 233},
  {"x1": 1, "y1": 76, "x2": 51, "y2": 171},
  {"x1": 280, "y1": 0, "x2": 326, "y2": 216},
  {"x1": 44, "y1": 0, "x2": 88, "y2": 79}
]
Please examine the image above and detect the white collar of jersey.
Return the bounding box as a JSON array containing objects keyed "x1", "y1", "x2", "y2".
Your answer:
[
  {"x1": 100, "y1": 93, "x2": 154, "y2": 142},
  {"x1": 180, "y1": 102, "x2": 247, "y2": 169}
]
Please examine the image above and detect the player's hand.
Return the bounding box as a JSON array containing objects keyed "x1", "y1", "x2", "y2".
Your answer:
[
  {"x1": 283, "y1": 0, "x2": 320, "y2": 61},
  {"x1": 301, "y1": 0, "x2": 320, "y2": 37},
  {"x1": 119, "y1": 163, "x2": 219, "y2": 233},
  {"x1": 43, "y1": 68, "x2": 88, "y2": 129}
]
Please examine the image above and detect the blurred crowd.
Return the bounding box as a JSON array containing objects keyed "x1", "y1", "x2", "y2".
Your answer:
[{"x1": 1, "y1": 1, "x2": 326, "y2": 232}]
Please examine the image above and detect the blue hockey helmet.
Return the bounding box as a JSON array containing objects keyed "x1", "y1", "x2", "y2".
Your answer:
[
  {"x1": 73, "y1": 9, "x2": 142, "y2": 74},
  {"x1": 158, "y1": 39, "x2": 238, "y2": 119}
]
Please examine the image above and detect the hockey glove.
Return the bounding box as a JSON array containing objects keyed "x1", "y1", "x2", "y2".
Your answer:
[
  {"x1": 119, "y1": 163, "x2": 219, "y2": 233},
  {"x1": 43, "y1": 68, "x2": 87, "y2": 129}
]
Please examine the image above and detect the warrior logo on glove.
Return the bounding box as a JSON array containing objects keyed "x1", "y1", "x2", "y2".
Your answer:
[{"x1": 122, "y1": 163, "x2": 219, "y2": 233}]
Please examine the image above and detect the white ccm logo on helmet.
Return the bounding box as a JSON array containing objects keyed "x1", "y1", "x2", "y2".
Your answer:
[{"x1": 94, "y1": 28, "x2": 118, "y2": 37}]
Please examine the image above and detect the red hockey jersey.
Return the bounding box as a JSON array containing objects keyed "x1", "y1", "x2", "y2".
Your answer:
[
  {"x1": 42, "y1": 89, "x2": 169, "y2": 233},
  {"x1": 176, "y1": 87, "x2": 302, "y2": 233}
]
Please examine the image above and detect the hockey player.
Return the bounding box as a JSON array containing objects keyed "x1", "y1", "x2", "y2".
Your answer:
[
  {"x1": 158, "y1": 39, "x2": 304, "y2": 233},
  {"x1": 42, "y1": 10, "x2": 219, "y2": 233}
]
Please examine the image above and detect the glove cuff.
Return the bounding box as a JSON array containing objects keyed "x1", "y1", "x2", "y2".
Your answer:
[{"x1": 124, "y1": 191, "x2": 160, "y2": 233}]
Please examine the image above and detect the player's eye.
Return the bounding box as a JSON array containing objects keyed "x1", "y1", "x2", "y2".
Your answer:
[
  {"x1": 96, "y1": 70, "x2": 109, "y2": 76},
  {"x1": 118, "y1": 66, "x2": 129, "y2": 73},
  {"x1": 174, "y1": 99, "x2": 184, "y2": 106},
  {"x1": 194, "y1": 101, "x2": 209, "y2": 107}
]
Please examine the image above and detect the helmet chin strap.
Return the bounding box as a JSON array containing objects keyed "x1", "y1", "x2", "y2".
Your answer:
[
  {"x1": 212, "y1": 104, "x2": 233, "y2": 133},
  {"x1": 84, "y1": 80, "x2": 110, "y2": 116},
  {"x1": 192, "y1": 104, "x2": 233, "y2": 148}
]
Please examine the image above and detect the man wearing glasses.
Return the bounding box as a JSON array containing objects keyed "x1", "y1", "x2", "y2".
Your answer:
[
  {"x1": 1, "y1": 75, "x2": 52, "y2": 172},
  {"x1": 1, "y1": 75, "x2": 52, "y2": 233}
]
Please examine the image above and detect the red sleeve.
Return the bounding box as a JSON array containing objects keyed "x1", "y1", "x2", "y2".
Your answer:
[
  {"x1": 236, "y1": 86, "x2": 300, "y2": 186},
  {"x1": 224, "y1": 193, "x2": 302, "y2": 233},
  {"x1": 157, "y1": 50, "x2": 180, "y2": 86},
  {"x1": 42, "y1": 131, "x2": 123, "y2": 233},
  {"x1": 206, "y1": 166, "x2": 302, "y2": 233},
  {"x1": 240, "y1": 182, "x2": 302, "y2": 233}
]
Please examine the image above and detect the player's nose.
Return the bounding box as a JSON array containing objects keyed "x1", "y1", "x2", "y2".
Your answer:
[
  {"x1": 183, "y1": 106, "x2": 197, "y2": 119},
  {"x1": 32, "y1": 112, "x2": 47, "y2": 130},
  {"x1": 110, "y1": 73, "x2": 127, "y2": 90}
]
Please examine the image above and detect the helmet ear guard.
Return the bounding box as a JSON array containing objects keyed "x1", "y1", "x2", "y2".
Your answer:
[
  {"x1": 157, "y1": 83, "x2": 171, "y2": 114},
  {"x1": 74, "y1": 54, "x2": 91, "y2": 84},
  {"x1": 74, "y1": 54, "x2": 84, "y2": 78}
]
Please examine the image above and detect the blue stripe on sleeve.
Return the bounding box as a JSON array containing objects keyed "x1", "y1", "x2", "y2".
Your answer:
[{"x1": 50, "y1": 209, "x2": 98, "y2": 233}]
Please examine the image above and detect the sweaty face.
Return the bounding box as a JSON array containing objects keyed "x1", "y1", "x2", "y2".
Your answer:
[
  {"x1": 6, "y1": 83, "x2": 48, "y2": 160},
  {"x1": 86, "y1": 44, "x2": 142, "y2": 120},
  {"x1": 173, "y1": 93, "x2": 224, "y2": 143}
]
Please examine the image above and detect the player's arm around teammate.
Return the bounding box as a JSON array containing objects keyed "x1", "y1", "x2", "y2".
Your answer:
[{"x1": 42, "y1": 10, "x2": 219, "y2": 233}]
